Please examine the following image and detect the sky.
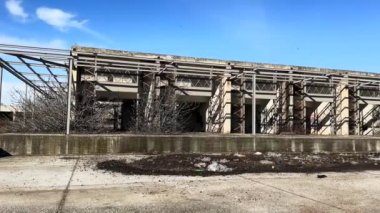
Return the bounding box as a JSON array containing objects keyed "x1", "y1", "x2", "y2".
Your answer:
[{"x1": 1, "y1": 0, "x2": 380, "y2": 103}]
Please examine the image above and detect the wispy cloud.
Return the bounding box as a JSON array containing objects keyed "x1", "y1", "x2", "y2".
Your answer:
[
  {"x1": 0, "y1": 34, "x2": 67, "y2": 49},
  {"x1": 5, "y1": 0, "x2": 28, "y2": 21},
  {"x1": 36, "y1": 7, "x2": 113, "y2": 44},
  {"x1": 36, "y1": 7, "x2": 87, "y2": 31}
]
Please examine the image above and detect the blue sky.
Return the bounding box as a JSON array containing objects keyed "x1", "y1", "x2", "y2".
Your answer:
[{"x1": 1, "y1": 0, "x2": 380, "y2": 103}]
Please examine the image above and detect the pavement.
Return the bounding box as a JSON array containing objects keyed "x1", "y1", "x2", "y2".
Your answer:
[{"x1": 0, "y1": 155, "x2": 379, "y2": 213}]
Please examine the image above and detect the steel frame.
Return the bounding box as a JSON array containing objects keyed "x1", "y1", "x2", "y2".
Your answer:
[{"x1": 0, "y1": 44, "x2": 70, "y2": 96}]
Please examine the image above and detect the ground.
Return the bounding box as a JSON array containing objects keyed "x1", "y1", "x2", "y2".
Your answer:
[{"x1": 0, "y1": 155, "x2": 379, "y2": 213}]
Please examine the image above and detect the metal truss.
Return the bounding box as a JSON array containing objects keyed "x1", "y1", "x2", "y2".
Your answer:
[
  {"x1": 0, "y1": 44, "x2": 71, "y2": 97},
  {"x1": 176, "y1": 76, "x2": 211, "y2": 88}
]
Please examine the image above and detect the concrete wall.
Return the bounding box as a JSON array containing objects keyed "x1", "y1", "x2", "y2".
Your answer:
[{"x1": 2, "y1": 134, "x2": 380, "y2": 156}]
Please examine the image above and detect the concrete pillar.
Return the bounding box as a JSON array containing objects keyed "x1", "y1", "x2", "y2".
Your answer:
[
  {"x1": 335, "y1": 78, "x2": 350, "y2": 135},
  {"x1": 278, "y1": 81, "x2": 294, "y2": 133},
  {"x1": 206, "y1": 74, "x2": 231, "y2": 133},
  {"x1": 349, "y1": 86, "x2": 360, "y2": 135},
  {"x1": 293, "y1": 82, "x2": 305, "y2": 134},
  {"x1": 231, "y1": 72, "x2": 245, "y2": 133}
]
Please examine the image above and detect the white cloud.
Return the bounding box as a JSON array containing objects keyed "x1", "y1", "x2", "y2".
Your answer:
[
  {"x1": 5, "y1": 0, "x2": 28, "y2": 21},
  {"x1": 0, "y1": 34, "x2": 67, "y2": 49},
  {"x1": 36, "y1": 7, "x2": 87, "y2": 31},
  {"x1": 35, "y1": 7, "x2": 113, "y2": 44}
]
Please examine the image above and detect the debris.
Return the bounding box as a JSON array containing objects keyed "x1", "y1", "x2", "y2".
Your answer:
[
  {"x1": 96, "y1": 153, "x2": 380, "y2": 176},
  {"x1": 350, "y1": 161, "x2": 359, "y2": 165},
  {"x1": 259, "y1": 160, "x2": 274, "y2": 165},
  {"x1": 254, "y1": 152, "x2": 262, "y2": 155},
  {"x1": 219, "y1": 158, "x2": 229, "y2": 163},
  {"x1": 194, "y1": 162, "x2": 206, "y2": 168},
  {"x1": 234, "y1": 153, "x2": 245, "y2": 158},
  {"x1": 317, "y1": 174, "x2": 327, "y2": 179},
  {"x1": 207, "y1": 161, "x2": 233, "y2": 172},
  {"x1": 201, "y1": 157, "x2": 211, "y2": 162},
  {"x1": 266, "y1": 152, "x2": 282, "y2": 157}
]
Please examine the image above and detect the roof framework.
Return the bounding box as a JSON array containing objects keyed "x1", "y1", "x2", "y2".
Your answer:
[
  {"x1": 74, "y1": 46, "x2": 380, "y2": 89},
  {"x1": 0, "y1": 44, "x2": 71, "y2": 97}
]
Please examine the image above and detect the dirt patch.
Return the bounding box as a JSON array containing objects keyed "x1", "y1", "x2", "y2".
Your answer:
[{"x1": 96, "y1": 152, "x2": 380, "y2": 176}]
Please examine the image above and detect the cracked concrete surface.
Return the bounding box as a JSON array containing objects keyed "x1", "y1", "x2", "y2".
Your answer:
[{"x1": 0, "y1": 155, "x2": 379, "y2": 212}]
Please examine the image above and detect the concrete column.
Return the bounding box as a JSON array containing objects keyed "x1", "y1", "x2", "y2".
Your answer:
[
  {"x1": 222, "y1": 74, "x2": 232, "y2": 133},
  {"x1": 330, "y1": 77, "x2": 336, "y2": 135},
  {"x1": 335, "y1": 77, "x2": 350, "y2": 135},
  {"x1": 206, "y1": 74, "x2": 231, "y2": 133},
  {"x1": 293, "y1": 82, "x2": 305, "y2": 134},
  {"x1": 231, "y1": 72, "x2": 245, "y2": 133},
  {"x1": 278, "y1": 81, "x2": 294, "y2": 133},
  {"x1": 274, "y1": 82, "x2": 282, "y2": 134},
  {"x1": 350, "y1": 86, "x2": 360, "y2": 135}
]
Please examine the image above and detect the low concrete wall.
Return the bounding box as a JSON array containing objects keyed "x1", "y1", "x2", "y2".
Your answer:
[{"x1": 1, "y1": 134, "x2": 380, "y2": 156}]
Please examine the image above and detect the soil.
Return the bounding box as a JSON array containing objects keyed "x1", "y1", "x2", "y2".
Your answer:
[{"x1": 96, "y1": 152, "x2": 380, "y2": 176}]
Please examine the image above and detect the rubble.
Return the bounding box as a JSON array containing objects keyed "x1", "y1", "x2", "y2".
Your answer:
[{"x1": 206, "y1": 162, "x2": 233, "y2": 172}]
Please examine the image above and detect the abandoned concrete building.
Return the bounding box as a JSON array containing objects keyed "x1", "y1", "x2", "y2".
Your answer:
[{"x1": 1, "y1": 44, "x2": 380, "y2": 135}]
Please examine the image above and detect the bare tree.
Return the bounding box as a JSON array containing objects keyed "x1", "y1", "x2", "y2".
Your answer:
[
  {"x1": 128, "y1": 85, "x2": 199, "y2": 134},
  {"x1": 4, "y1": 85, "x2": 114, "y2": 133},
  {"x1": 72, "y1": 85, "x2": 115, "y2": 132}
]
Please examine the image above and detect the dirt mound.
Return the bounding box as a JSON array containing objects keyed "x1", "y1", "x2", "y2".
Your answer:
[{"x1": 97, "y1": 153, "x2": 380, "y2": 176}]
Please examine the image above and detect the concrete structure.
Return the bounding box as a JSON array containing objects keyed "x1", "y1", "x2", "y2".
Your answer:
[
  {"x1": 71, "y1": 46, "x2": 380, "y2": 135},
  {"x1": 2, "y1": 44, "x2": 380, "y2": 135}
]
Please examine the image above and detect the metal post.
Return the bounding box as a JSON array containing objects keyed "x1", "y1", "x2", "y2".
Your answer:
[
  {"x1": 330, "y1": 77, "x2": 336, "y2": 135},
  {"x1": 66, "y1": 59, "x2": 73, "y2": 135},
  {"x1": 0, "y1": 67, "x2": 3, "y2": 107},
  {"x1": 24, "y1": 83, "x2": 27, "y2": 125},
  {"x1": 252, "y1": 72, "x2": 256, "y2": 135},
  {"x1": 355, "y1": 84, "x2": 360, "y2": 135}
]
